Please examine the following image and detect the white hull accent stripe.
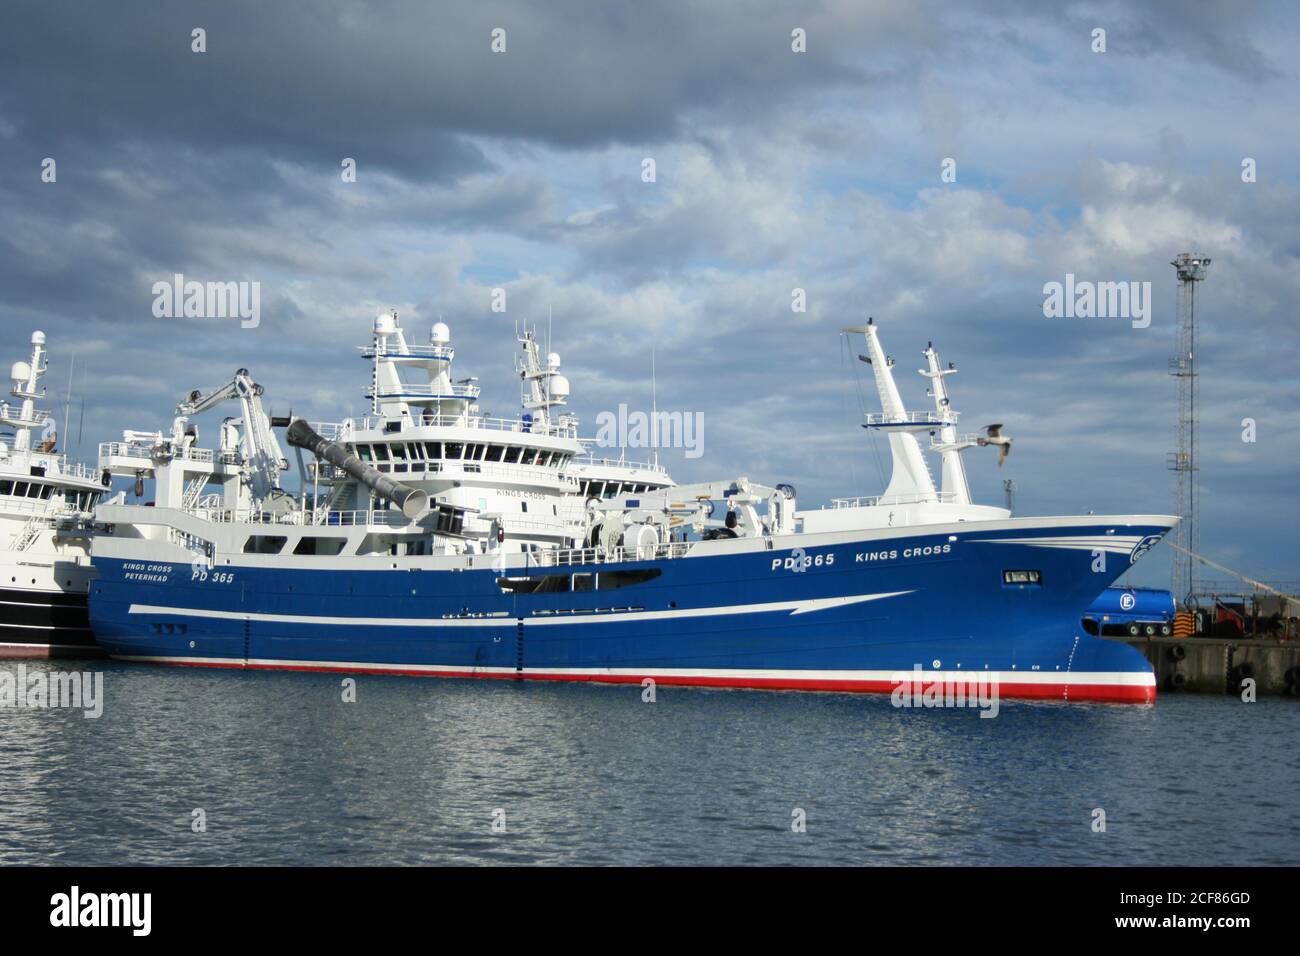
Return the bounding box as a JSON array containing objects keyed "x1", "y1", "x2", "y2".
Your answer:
[
  {"x1": 113, "y1": 655, "x2": 1156, "y2": 687},
  {"x1": 126, "y1": 591, "x2": 915, "y2": 629},
  {"x1": 977, "y1": 536, "x2": 1146, "y2": 554}
]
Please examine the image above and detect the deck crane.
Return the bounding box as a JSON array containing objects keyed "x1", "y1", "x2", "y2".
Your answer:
[{"x1": 174, "y1": 369, "x2": 293, "y2": 511}]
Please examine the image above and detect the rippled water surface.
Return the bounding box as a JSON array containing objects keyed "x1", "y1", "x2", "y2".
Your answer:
[{"x1": 2, "y1": 660, "x2": 1297, "y2": 865}]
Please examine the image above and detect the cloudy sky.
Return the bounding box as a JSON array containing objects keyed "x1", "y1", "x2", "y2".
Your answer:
[{"x1": 1, "y1": 0, "x2": 1296, "y2": 588}]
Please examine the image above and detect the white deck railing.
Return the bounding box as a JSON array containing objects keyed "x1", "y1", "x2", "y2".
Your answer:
[
  {"x1": 829, "y1": 491, "x2": 956, "y2": 509},
  {"x1": 863, "y1": 410, "x2": 959, "y2": 426},
  {"x1": 365, "y1": 383, "x2": 482, "y2": 401},
  {"x1": 570, "y1": 454, "x2": 672, "y2": 476},
  {"x1": 312, "y1": 414, "x2": 578, "y2": 440},
  {"x1": 99, "y1": 441, "x2": 237, "y2": 467},
  {"x1": 358, "y1": 343, "x2": 454, "y2": 361},
  {"x1": 534, "y1": 540, "x2": 691, "y2": 567}
]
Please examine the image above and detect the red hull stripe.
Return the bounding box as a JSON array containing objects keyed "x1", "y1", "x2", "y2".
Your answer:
[{"x1": 125, "y1": 657, "x2": 1157, "y2": 704}]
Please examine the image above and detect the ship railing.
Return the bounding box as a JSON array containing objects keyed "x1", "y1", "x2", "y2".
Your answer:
[
  {"x1": 365, "y1": 383, "x2": 482, "y2": 401},
  {"x1": 0, "y1": 497, "x2": 80, "y2": 519},
  {"x1": 177, "y1": 506, "x2": 395, "y2": 528},
  {"x1": 358, "y1": 344, "x2": 454, "y2": 361},
  {"x1": 183, "y1": 506, "x2": 299, "y2": 526},
  {"x1": 863, "y1": 410, "x2": 959, "y2": 426},
  {"x1": 482, "y1": 515, "x2": 569, "y2": 534},
  {"x1": 311, "y1": 415, "x2": 578, "y2": 440},
  {"x1": 0, "y1": 451, "x2": 100, "y2": 483},
  {"x1": 308, "y1": 459, "x2": 574, "y2": 485},
  {"x1": 828, "y1": 491, "x2": 957, "y2": 509},
  {"x1": 0, "y1": 404, "x2": 56, "y2": 428},
  {"x1": 169, "y1": 528, "x2": 212, "y2": 555},
  {"x1": 569, "y1": 453, "x2": 672, "y2": 476},
  {"x1": 99, "y1": 441, "x2": 231, "y2": 466},
  {"x1": 534, "y1": 540, "x2": 691, "y2": 568},
  {"x1": 930, "y1": 432, "x2": 982, "y2": 449},
  {"x1": 305, "y1": 508, "x2": 418, "y2": 528},
  {"x1": 52, "y1": 459, "x2": 102, "y2": 482}
]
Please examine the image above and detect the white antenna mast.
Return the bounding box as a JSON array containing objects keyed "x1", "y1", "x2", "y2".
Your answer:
[
  {"x1": 650, "y1": 345, "x2": 658, "y2": 468},
  {"x1": 62, "y1": 350, "x2": 76, "y2": 454}
]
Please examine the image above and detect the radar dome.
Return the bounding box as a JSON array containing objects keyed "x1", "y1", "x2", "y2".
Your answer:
[
  {"x1": 431, "y1": 322, "x2": 451, "y2": 345},
  {"x1": 31, "y1": 331, "x2": 46, "y2": 345},
  {"x1": 549, "y1": 374, "x2": 570, "y2": 399},
  {"x1": 11, "y1": 361, "x2": 31, "y2": 383}
]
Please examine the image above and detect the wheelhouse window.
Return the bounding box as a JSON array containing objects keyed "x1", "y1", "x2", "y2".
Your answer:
[
  {"x1": 1003, "y1": 570, "x2": 1042, "y2": 586},
  {"x1": 243, "y1": 535, "x2": 288, "y2": 554}
]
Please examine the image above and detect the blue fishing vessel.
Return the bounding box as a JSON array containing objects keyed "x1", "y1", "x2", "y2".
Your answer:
[{"x1": 88, "y1": 316, "x2": 1172, "y2": 702}]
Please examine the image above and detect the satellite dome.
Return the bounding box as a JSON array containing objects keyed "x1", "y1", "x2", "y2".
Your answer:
[
  {"x1": 547, "y1": 352, "x2": 561, "y2": 371},
  {"x1": 549, "y1": 374, "x2": 570, "y2": 399},
  {"x1": 31, "y1": 331, "x2": 46, "y2": 345},
  {"x1": 431, "y1": 322, "x2": 451, "y2": 345},
  {"x1": 374, "y1": 310, "x2": 397, "y2": 335},
  {"x1": 11, "y1": 361, "x2": 31, "y2": 383}
]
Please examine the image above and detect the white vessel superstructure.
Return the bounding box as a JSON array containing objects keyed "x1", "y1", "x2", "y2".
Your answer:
[
  {"x1": 0, "y1": 331, "x2": 105, "y2": 657},
  {"x1": 97, "y1": 313, "x2": 673, "y2": 563}
]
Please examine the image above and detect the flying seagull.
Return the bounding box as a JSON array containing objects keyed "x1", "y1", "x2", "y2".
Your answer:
[{"x1": 978, "y1": 423, "x2": 1013, "y2": 467}]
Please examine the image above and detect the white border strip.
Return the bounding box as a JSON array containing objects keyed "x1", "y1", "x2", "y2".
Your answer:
[{"x1": 112, "y1": 654, "x2": 1155, "y2": 688}]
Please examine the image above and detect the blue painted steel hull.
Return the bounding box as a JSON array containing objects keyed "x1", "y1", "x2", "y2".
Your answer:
[{"x1": 88, "y1": 521, "x2": 1169, "y2": 702}]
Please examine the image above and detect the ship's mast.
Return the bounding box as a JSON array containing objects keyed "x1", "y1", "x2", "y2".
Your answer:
[
  {"x1": 516, "y1": 323, "x2": 570, "y2": 430},
  {"x1": 4, "y1": 331, "x2": 49, "y2": 453},
  {"x1": 920, "y1": 343, "x2": 974, "y2": 505},
  {"x1": 845, "y1": 320, "x2": 938, "y2": 503}
]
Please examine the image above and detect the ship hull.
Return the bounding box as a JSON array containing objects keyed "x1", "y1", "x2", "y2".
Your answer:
[
  {"x1": 0, "y1": 585, "x2": 101, "y2": 659},
  {"x1": 87, "y1": 518, "x2": 1172, "y2": 703}
]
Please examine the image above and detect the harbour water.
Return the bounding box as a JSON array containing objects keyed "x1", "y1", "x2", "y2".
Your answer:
[{"x1": 2, "y1": 659, "x2": 1297, "y2": 866}]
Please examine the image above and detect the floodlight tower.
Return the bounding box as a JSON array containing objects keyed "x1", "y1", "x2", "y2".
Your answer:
[{"x1": 1167, "y1": 252, "x2": 1210, "y2": 605}]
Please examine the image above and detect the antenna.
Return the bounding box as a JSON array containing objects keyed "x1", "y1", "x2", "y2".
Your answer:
[
  {"x1": 76, "y1": 394, "x2": 85, "y2": 459},
  {"x1": 61, "y1": 350, "x2": 76, "y2": 454},
  {"x1": 650, "y1": 345, "x2": 658, "y2": 468}
]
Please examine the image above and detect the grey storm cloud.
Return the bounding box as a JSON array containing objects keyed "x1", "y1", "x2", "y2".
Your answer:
[{"x1": 0, "y1": 0, "x2": 902, "y2": 176}]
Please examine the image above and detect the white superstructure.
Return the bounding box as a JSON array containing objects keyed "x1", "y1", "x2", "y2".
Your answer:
[
  {"x1": 0, "y1": 331, "x2": 104, "y2": 656},
  {"x1": 97, "y1": 313, "x2": 674, "y2": 562}
]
